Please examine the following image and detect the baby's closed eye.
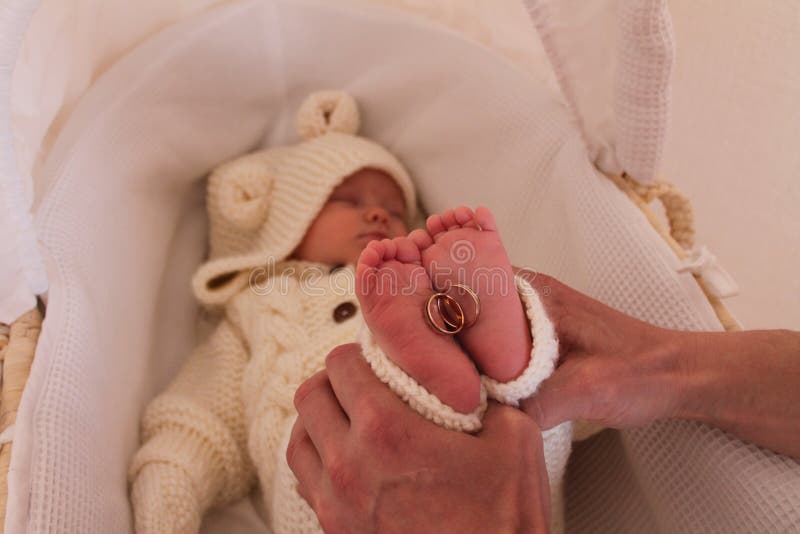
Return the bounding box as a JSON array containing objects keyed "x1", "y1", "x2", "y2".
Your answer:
[{"x1": 328, "y1": 194, "x2": 360, "y2": 208}]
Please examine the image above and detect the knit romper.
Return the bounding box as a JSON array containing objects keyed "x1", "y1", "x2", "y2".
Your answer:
[{"x1": 129, "y1": 261, "x2": 573, "y2": 533}]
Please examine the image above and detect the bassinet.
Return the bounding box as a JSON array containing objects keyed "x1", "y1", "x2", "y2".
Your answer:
[{"x1": 0, "y1": 0, "x2": 798, "y2": 532}]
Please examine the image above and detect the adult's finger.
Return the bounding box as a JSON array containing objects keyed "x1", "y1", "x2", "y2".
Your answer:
[
  {"x1": 293, "y1": 370, "x2": 349, "y2": 457},
  {"x1": 480, "y1": 402, "x2": 552, "y2": 526},
  {"x1": 325, "y1": 343, "x2": 411, "y2": 419},
  {"x1": 520, "y1": 358, "x2": 595, "y2": 429},
  {"x1": 286, "y1": 417, "x2": 323, "y2": 504}
]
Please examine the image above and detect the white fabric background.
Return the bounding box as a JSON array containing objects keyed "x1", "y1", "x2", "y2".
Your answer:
[
  {"x1": 10, "y1": 0, "x2": 799, "y2": 328},
  {"x1": 0, "y1": 0, "x2": 44, "y2": 323},
  {"x1": 664, "y1": 1, "x2": 800, "y2": 329}
]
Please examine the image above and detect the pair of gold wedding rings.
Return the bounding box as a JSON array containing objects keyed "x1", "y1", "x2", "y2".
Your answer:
[{"x1": 425, "y1": 284, "x2": 481, "y2": 335}]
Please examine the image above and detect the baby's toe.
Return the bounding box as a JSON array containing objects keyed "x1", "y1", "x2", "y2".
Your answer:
[
  {"x1": 426, "y1": 214, "x2": 447, "y2": 237},
  {"x1": 358, "y1": 241, "x2": 383, "y2": 268},
  {"x1": 408, "y1": 228, "x2": 435, "y2": 250},
  {"x1": 453, "y1": 206, "x2": 474, "y2": 225},
  {"x1": 474, "y1": 206, "x2": 499, "y2": 232},
  {"x1": 379, "y1": 238, "x2": 398, "y2": 260},
  {"x1": 454, "y1": 206, "x2": 481, "y2": 230},
  {"x1": 393, "y1": 237, "x2": 422, "y2": 264},
  {"x1": 440, "y1": 209, "x2": 460, "y2": 230}
]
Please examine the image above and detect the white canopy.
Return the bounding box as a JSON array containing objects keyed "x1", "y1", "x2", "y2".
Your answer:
[
  {"x1": 5, "y1": 1, "x2": 798, "y2": 328},
  {"x1": 1, "y1": 0, "x2": 678, "y2": 323}
]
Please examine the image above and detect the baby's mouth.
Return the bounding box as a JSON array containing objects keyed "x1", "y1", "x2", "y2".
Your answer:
[{"x1": 358, "y1": 231, "x2": 388, "y2": 241}]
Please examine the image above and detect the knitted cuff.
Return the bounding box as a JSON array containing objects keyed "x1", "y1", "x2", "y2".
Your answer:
[
  {"x1": 481, "y1": 274, "x2": 559, "y2": 407},
  {"x1": 130, "y1": 461, "x2": 202, "y2": 534},
  {"x1": 358, "y1": 322, "x2": 487, "y2": 433},
  {"x1": 136, "y1": 395, "x2": 253, "y2": 505},
  {"x1": 129, "y1": 430, "x2": 226, "y2": 512}
]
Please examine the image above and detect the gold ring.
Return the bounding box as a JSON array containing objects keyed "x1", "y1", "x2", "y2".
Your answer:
[
  {"x1": 446, "y1": 284, "x2": 480, "y2": 328},
  {"x1": 436, "y1": 293, "x2": 464, "y2": 330},
  {"x1": 425, "y1": 293, "x2": 465, "y2": 335}
]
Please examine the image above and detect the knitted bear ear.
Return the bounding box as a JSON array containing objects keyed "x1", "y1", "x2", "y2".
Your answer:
[
  {"x1": 296, "y1": 90, "x2": 360, "y2": 140},
  {"x1": 211, "y1": 156, "x2": 273, "y2": 231},
  {"x1": 192, "y1": 263, "x2": 250, "y2": 306}
]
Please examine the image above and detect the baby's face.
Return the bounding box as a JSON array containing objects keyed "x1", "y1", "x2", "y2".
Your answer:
[{"x1": 292, "y1": 168, "x2": 409, "y2": 265}]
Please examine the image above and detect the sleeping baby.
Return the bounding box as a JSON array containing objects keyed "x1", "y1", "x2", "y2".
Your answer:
[{"x1": 128, "y1": 90, "x2": 572, "y2": 533}]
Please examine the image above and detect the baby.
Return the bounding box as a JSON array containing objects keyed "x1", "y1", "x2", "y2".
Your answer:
[{"x1": 128, "y1": 91, "x2": 572, "y2": 533}]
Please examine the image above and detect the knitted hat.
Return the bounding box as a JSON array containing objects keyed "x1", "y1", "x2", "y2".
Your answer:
[{"x1": 192, "y1": 90, "x2": 417, "y2": 305}]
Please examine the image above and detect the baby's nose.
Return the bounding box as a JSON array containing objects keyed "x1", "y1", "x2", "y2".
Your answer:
[{"x1": 364, "y1": 206, "x2": 389, "y2": 224}]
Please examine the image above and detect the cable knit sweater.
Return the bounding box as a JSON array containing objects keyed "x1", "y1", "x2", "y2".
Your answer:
[{"x1": 128, "y1": 261, "x2": 573, "y2": 533}]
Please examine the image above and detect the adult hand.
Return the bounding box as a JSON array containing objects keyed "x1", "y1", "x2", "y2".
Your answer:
[
  {"x1": 515, "y1": 269, "x2": 800, "y2": 458},
  {"x1": 288, "y1": 343, "x2": 551, "y2": 533},
  {"x1": 513, "y1": 269, "x2": 689, "y2": 431}
]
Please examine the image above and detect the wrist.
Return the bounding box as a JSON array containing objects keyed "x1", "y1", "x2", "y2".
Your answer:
[
  {"x1": 626, "y1": 325, "x2": 706, "y2": 424},
  {"x1": 673, "y1": 329, "x2": 800, "y2": 457},
  {"x1": 673, "y1": 329, "x2": 794, "y2": 428},
  {"x1": 670, "y1": 330, "x2": 724, "y2": 423}
]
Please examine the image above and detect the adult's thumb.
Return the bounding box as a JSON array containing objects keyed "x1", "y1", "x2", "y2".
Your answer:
[
  {"x1": 481, "y1": 400, "x2": 541, "y2": 435},
  {"x1": 520, "y1": 361, "x2": 595, "y2": 430}
]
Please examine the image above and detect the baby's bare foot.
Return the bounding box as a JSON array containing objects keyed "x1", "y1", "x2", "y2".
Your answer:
[
  {"x1": 356, "y1": 237, "x2": 481, "y2": 414},
  {"x1": 409, "y1": 206, "x2": 531, "y2": 382}
]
